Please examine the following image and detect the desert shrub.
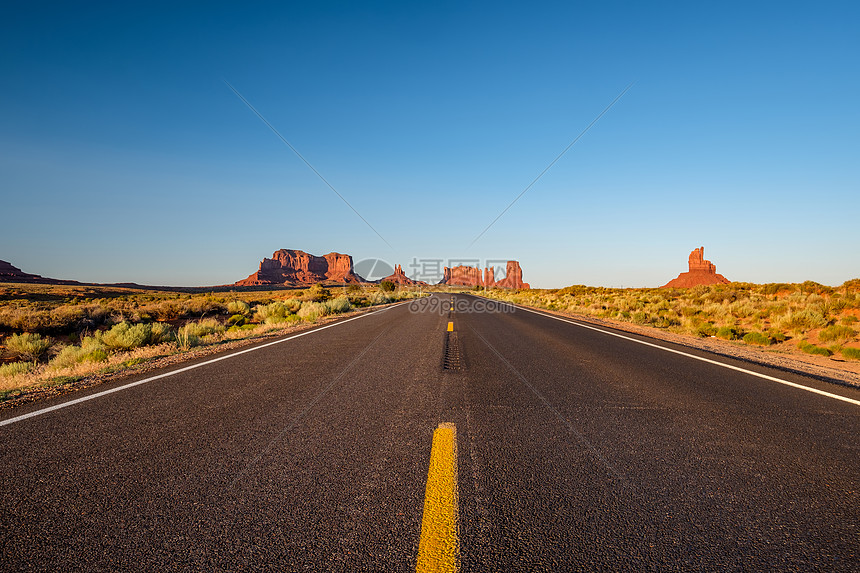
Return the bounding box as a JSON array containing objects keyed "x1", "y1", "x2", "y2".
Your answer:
[
  {"x1": 766, "y1": 304, "x2": 787, "y2": 319},
  {"x1": 728, "y1": 301, "x2": 756, "y2": 318},
  {"x1": 0, "y1": 361, "x2": 32, "y2": 378},
  {"x1": 5, "y1": 333, "x2": 53, "y2": 362},
  {"x1": 347, "y1": 284, "x2": 362, "y2": 293},
  {"x1": 707, "y1": 289, "x2": 739, "y2": 304},
  {"x1": 227, "y1": 314, "x2": 247, "y2": 327},
  {"x1": 842, "y1": 316, "x2": 858, "y2": 325},
  {"x1": 297, "y1": 301, "x2": 327, "y2": 319},
  {"x1": 179, "y1": 319, "x2": 224, "y2": 338},
  {"x1": 693, "y1": 322, "x2": 716, "y2": 337},
  {"x1": 149, "y1": 322, "x2": 174, "y2": 344},
  {"x1": 51, "y1": 338, "x2": 109, "y2": 369},
  {"x1": 255, "y1": 302, "x2": 300, "y2": 325},
  {"x1": 324, "y1": 296, "x2": 351, "y2": 314},
  {"x1": 254, "y1": 302, "x2": 285, "y2": 323},
  {"x1": 653, "y1": 314, "x2": 679, "y2": 328},
  {"x1": 830, "y1": 296, "x2": 848, "y2": 313},
  {"x1": 777, "y1": 310, "x2": 827, "y2": 331},
  {"x1": 841, "y1": 347, "x2": 860, "y2": 360},
  {"x1": 689, "y1": 285, "x2": 709, "y2": 299},
  {"x1": 767, "y1": 328, "x2": 787, "y2": 342},
  {"x1": 182, "y1": 298, "x2": 226, "y2": 317},
  {"x1": 818, "y1": 325, "x2": 856, "y2": 343},
  {"x1": 227, "y1": 300, "x2": 251, "y2": 316},
  {"x1": 798, "y1": 341, "x2": 833, "y2": 357},
  {"x1": 48, "y1": 306, "x2": 86, "y2": 330},
  {"x1": 800, "y1": 281, "x2": 831, "y2": 295},
  {"x1": 175, "y1": 331, "x2": 200, "y2": 350},
  {"x1": 272, "y1": 315, "x2": 300, "y2": 327},
  {"x1": 762, "y1": 283, "x2": 792, "y2": 296},
  {"x1": 146, "y1": 299, "x2": 182, "y2": 320},
  {"x1": 680, "y1": 306, "x2": 699, "y2": 317},
  {"x1": 743, "y1": 332, "x2": 771, "y2": 346},
  {"x1": 98, "y1": 322, "x2": 153, "y2": 351},
  {"x1": 631, "y1": 311, "x2": 649, "y2": 324},
  {"x1": 716, "y1": 326, "x2": 742, "y2": 340},
  {"x1": 370, "y1": 292, "x2": 390, "y2": 305},
  {"x1": 701, "y1": 303, "x2": 729, "y2": 320},
  {"x1": 380, "y1": 281, "x2": 396, "y2": 292},
  {"x1": 307, "y1": 284, "x2": 331, "y2": 302}
]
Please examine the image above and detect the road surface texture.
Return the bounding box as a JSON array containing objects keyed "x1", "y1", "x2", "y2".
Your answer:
[{"x1": 1, "y1": 293, "x2": 858, "y2": 571}]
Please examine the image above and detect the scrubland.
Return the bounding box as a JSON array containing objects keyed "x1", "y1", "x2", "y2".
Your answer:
[
  {"x1": 0, "y1": 283, "x2": 425, "y2": 402},
  {"x1": 477, "y1": 280, "x2": 860, "y2": 364}
]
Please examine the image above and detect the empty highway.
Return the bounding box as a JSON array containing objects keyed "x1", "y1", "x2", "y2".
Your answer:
[{"x1": 1, "y1": 293, "x2": 858, "y2": 571}]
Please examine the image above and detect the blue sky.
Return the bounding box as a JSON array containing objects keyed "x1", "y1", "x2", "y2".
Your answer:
[{"x1": 2, "y1": 1, "x2": 858, "y2": 288}]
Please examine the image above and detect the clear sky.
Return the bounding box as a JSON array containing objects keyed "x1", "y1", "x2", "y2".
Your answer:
[{"x1": 2, "y1": 1, "x2": 858, "y2": 288}]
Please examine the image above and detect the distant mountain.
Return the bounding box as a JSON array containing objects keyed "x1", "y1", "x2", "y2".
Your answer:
[{"x1": 0, "y1": 260, "x2": 80, "y2": 285}]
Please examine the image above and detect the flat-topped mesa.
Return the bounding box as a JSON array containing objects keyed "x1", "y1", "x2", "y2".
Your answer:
[
  {"x1": 235, "y1": 249, "x2": 365, "y2": 286},
  {"x1": 442, "y1": 265, "x2": 485, "y2": 287},
  {"x1": 439, "y1": 260, "x2": 529, "y2": 289},
  {"x1": 380, "y1": 264, "x2": 427, "y2": 286},
  {"x1": 0, "y1": 259, "x2": 81, "y2": 285},
  {"x1": 662, "y1": 247, "x2": 730, "y2": 288}
]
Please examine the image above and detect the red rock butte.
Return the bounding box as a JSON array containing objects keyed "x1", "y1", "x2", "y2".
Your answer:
[
  {"x1": 662, "y1": 247, "x2": 730, "y2": 288},
  {"x1": 380, "y1": 264, "x2": 427, "y2": 286},
  {"x1": 440, "y1": 261, "x2": 529, "y2": 289},
  {"x1": 235, "y1": 249, "x2": 365, "y2": 286}
]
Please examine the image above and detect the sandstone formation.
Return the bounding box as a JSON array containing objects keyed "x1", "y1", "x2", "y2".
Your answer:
[
  {"x1": 484, "y1": 267, "x2": 494, "y2": 287},
  {"x1": 442, "y1": 265, "x2": 484, "y2": 287},
  {"x1": 439, "y1": 261, "x2": 529, "y2": 289},
  {"x1": 662, "y1": 247, "x2": 730, "y2": 288},
  {"x1": 235, "y1": 249, "x2": 365, "y2": 286},
  {"x1": 494, "y1": 261, "x2": 529, "y2": 289},
  {"x1": 380, "y1": 264, "x2": 427, "y2": 286}
]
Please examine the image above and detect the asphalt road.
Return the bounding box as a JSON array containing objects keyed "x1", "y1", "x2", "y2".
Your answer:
[{"x1": 1, "y1": 293, "x2": 858, "y2": 571}]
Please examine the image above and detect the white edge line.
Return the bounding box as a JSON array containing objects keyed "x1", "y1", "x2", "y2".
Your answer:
[
  {"x1": 0, "y1": 301, "x2": 411, "y2": 427},
  {"x1": 472, "y1": 295, "x2": 860, "y2": 407}
]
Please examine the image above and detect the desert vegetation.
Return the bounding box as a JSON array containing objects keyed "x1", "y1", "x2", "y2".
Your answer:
[
  {"x1": 0, "y1": 282, "x2": 425, "y2": 401},
  {"x1": 478, "y1": 280, "x2": 860, "y2": 363}
]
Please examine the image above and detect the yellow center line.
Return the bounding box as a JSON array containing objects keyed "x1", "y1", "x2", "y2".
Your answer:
[
  {"x1": 447, "y1": 321, "x2": 454, "y2": 332},
  {"x1": 416, "y1": 423, "x2": 459, "y2": 573}
]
